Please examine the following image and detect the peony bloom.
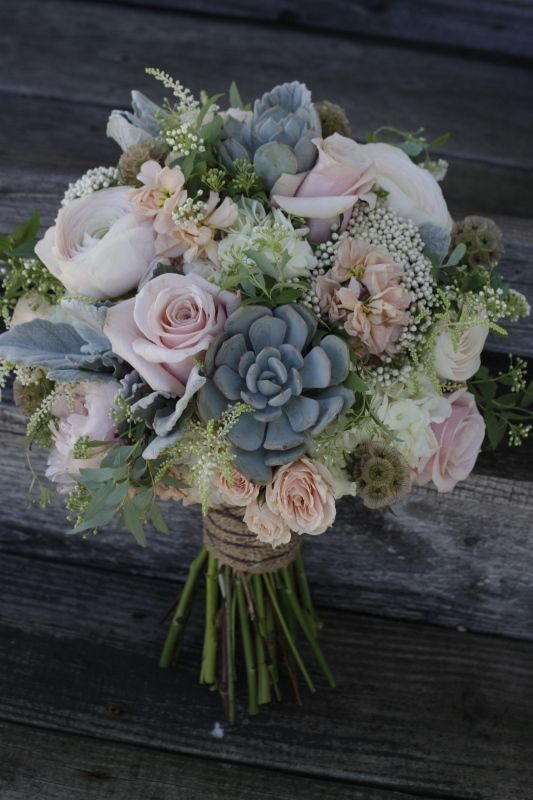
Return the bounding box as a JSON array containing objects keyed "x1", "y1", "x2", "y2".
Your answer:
[
  {"x1": 46, "y1": 380, "x2": 121, "y2": 492},
  {"x1": 266, "y1": 458, "x2": 336, "y2": 535},
  {"x1": 243, "y1": 501, "x2": 292, "y2": 548},
  {"x1": 361, "y1": 142, "x2": 452, "y2": 232},
  {"x1": 216, "y1": 467, "x2": 259, "y2": 508},
  {"x1": 434, "y1": 325, "x2": 489, "y2": 382},
  {"x1": 416, "y1": 389, "x2": 485, "y2": 491},
  {"x1": 104, "y1": 272, "x2": 240, "y2": 395},
  {"x1": 35, "y1": 187, "x2": 156, "y2": 300},
  {"x1": 272, "y1": 133, "x2": 376, "y2": 243}
]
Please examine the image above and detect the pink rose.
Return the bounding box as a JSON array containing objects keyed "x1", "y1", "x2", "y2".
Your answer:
[
  {"x1": 46, "y1": 380, "x2": 121, "y2": 492},
  {"x1": 416, "y1": 389, "x2": 485, "y2": 492},
  {"x1": 272, "y1": 134, "x2": 376, "y2": 243},
  {"x1": 35, "y1": 187, "x2": 156, "y2": 300},
  {"x1": 217, "y1": 468, "x2": 259, "y2": 508},
  {"x1": 266, "y1": 458, "x2": 336, "y2": 535},
  {"x1": 104, "y1": 272, "x2": 239, "y2": 395},
  {"x1": 243, "y1": 501, "x2": 291, "y2": 548},
  {"x1": 361, "y1": 142, "x2": 452, "y2": 232}
]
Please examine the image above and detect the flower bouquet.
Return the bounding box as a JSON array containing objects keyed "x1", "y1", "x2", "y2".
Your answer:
[{"x1": 1, "y1": 71, "x2": 531, "y2": 721}]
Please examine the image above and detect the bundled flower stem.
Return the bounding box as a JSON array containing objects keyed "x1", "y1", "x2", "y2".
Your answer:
[{"x1": 160, "y1": 511, "x2": 334, "y2": 722}]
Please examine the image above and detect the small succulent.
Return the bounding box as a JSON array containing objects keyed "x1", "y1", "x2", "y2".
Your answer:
[
  {"x1": 118, "y1": 139, "x2": 170, "y2": 185},
  {"x1": 315, "y1": 100, "x2": 351, "y2": 138},
  {"x1": 219, "y1": 81, "x2": 321, "y2": 190},
  {"x1": 451, "y1": 215, "x2": 503, "y2": 269},
  {"x1": 348, "y1": 441, "x2": 410, "y2": 509},
  {"x1": 197, "y1": 304, "x2": 354, "y2": 483}
]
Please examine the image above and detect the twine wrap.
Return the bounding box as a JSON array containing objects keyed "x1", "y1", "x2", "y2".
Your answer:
[{"x1": 203, "y1": 506, "x2": 301, "y2": 574}]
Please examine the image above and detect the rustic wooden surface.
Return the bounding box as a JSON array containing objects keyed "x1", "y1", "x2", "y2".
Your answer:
[{"x1": 1, "y1": 1, "x2": 532, "y2": 798}]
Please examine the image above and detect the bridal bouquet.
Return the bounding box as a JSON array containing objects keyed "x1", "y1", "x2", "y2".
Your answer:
[{"x1": 1, "y1": 71, "x2": 531, "y2": 720}]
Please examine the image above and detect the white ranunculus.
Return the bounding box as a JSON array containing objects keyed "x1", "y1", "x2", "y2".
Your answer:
[
  {"x1": 35, "y1": 187, "x2": 156, "y2": 300},
  {"x1": 362, "y1": 142, "x2": 453, "y2": 232},
  {"x1": 434, "y1": 325, "x2": 489, "y2": 382}
]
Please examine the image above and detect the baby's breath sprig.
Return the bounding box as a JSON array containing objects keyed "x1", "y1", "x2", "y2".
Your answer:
[{"x1": 145, "y1": 67, "x2": 198, "y2": 110}]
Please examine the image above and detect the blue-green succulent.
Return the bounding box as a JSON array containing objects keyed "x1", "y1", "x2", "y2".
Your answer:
[
  {"x1": 197, "y1": 304, "x2": 354, "y2": 484},
  {"x1": 219, "y1": 81, "x2": 321, "y2": 190}
]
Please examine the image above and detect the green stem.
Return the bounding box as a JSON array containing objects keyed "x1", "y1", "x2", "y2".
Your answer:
[
  {"x1": 281, "y1": 567, "x2": 336, "y2": 688},
  {"x1": 252, "y1": 575, "x2": 272, "y2": 705},
  {"x1": 200, "y1": 553, "x2": 219, "y2": 685},
  {"x1": 263, "y1": 573, "x2": 315, "y2": 694},
  {"x1": 294, "y1": 552, "x2": 321, "y2": 634},
  {"x1": 224, "y1": 566, "x2": 236, "y2": 724},
  {"x1": 236, "y1": 575, "x2": 258, "y2": 715},
  {"x1": 160, "y1": 547, "x2": 208, "y2": 668},
  {"x1": 276, "y1": 570, "x2": 299, "y2": 641}
]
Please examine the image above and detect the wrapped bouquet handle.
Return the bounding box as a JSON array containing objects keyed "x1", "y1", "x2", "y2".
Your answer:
[{"x1": 160, "y1": 505, "x2": 334, "y2": 722}]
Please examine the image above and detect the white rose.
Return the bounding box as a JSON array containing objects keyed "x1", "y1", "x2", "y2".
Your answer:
[
  {"x1": 434, "y1": 325, "x2": 489, "y2": 382},
  {"x1": 362, "y1": 142, "x2": 453, "y2": 232},
  {"x1": 35, "y1": 187, "x2": 156, "y2": 300}
]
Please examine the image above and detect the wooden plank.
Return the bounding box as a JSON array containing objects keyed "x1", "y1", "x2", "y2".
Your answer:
[
  {"x1": 78, "y1": 0, "x2": 533, "y2": 59},
  {"x1": 0, "y1": 720, "x2": 417, "y2": 800},
  {"x1": 1, "y1": 551, "x2": 532, "y2": 799},
  {"x1": 0, "y1": 405, "x2": 532, "y2": 640},
  {"x1": 1, "y1": 0, "x2": 532, "y2": 175}
]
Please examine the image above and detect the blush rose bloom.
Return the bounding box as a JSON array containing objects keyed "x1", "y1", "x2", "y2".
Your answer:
[
  {"x1": 104, "y1": 272, "x2": 240, "y2": 395},
  {"x1": 361, "y1": 142, "x2": 453, "y2": 232},
  {"x1": 266, "y1": 458, "x2": 336, "y2": 535},
  {"x1": 416, "y1": 389, "x2": 485, "y2": 492},
  {"x1": 272, "y1": 133, "x2": 376, "y2": 243},
  {"x1": 46, "y1": 380, "x2": 121, "y2": 492},
  {"x1": 35, "y1": 187, "x2": 156, "y2": 300},
  {"x1": 217, "y1": 467, "x2": 259, "y2": 508},
  {"x1": 434, "y1": 325, "x2": 489, "y2": 382},
  {"x1": 243, "y1": 501, "x2": 291, "y2": 548}
]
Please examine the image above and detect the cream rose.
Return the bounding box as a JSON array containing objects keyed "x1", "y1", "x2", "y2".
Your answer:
[
  {"x1": 266, "y1": 458, "x2": 336, "y2": 535},
  {"x1": 362, "y1": 142, "x2": 453, "y2": 232},
  {"x1": 35, "y1": 187, "x2": 156, "y2": 300},
  {"x1": 434, "y1": 325, "x2": 489, "y2": 382},
  {"x1": 104, "y1": 272, "x2": 240, "y2": 395},
  {"x1": 217, "y1": 468, "x2": 259, "y2": 508},
  {"x1": 272, "y1": 133, "x2": 376, "y2": 243},
  {"x1": 243, "y1": 501, "x2": 291, "y2": 548}
]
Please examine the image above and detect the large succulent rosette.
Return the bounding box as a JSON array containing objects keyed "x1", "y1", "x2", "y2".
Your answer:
[{"x1": 197, "y1": 304, "x2": 354, "y2": 484}]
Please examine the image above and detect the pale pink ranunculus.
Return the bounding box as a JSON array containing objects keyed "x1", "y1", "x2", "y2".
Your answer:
[
  {"x1": 104, "y1": 272, "x2": 240, "y2": 395},
  {"x1": 217, "y1": 467, "x2": 259, "y2": 508},
  {"x1": 416, "y1": 389, "x2": 485, "y2": 492},
  {"x1": 361, "y1": 142, "x2": 453, "y2": 232},
  {"x1": 46, "y1": 380, "x2": 121, "y2": 492},
  {"x1": 332, "y1": 238, "x2": 404, "y2": 295},
  {"x1": 35, "y1": 187, "x2": 156, "y2": 300},
  {"x1": 243, "y1": 501, "x2": 292, "y2": 548},
  {"x1": 272, "y1": 133, "x2": 376, "y2": 243},
  {"x1": 434, "y1": 325, "x2": 489, "y2": 382},
  {"x1": 266, "y1": 458, "x2": 336, "y2": 536}
]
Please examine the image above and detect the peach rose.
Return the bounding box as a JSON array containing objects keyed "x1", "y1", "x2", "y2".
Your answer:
[
  {"x1": 217, "y1": 467, "x2": 259, "y2": 508},
  {"x1": 434, "y1": 325, "x2": 489, "y2": 382},
  {"x1": 104, "y1": 272, "x2": 240, "y2": 395},
  {"x1": 35, "y1": 187, "x2": 156, "y2": 300},
  {"x1": 272, "y1": 133, "x2": 376, "y2": 243},
  {"x1": 343, "y1": 285, "x2": 411, "y2": 357},
  {"x1": 361, "y1": 142, "x2": 452, "y2": 232},
  {"x1": 243, "y1": 501, "x2": 291, "y2": 548},
  {"x1": 266, "y1": 458, "x2": 336, "y2": 535},
  {"x1": 416, "y1": 389, "x2": 485, "y2": 492}
]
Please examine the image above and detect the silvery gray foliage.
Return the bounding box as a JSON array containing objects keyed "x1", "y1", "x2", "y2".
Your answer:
[
  {"x1": 107, "y1": 91, "x2": 162, "y2": 151},
  {"x1": 419, "y1": 222, "x2": 451, "y2": 263},
  {"x1": 219, "y1": 81, "x2": 321, "y2": 190},
  {"x1": 0, "y1": 315, "x2": 123, "y2": 382},
  {"x1": 197, "y1": 304, "x2": 354, "y2": 484}
]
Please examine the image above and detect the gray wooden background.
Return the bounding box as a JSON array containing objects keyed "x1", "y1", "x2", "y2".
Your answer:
[{"x1": 0, "y1": 1, "x2": 532, "y2": 798}]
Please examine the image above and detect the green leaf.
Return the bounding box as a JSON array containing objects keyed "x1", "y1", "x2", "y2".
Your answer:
[
  {"x1": 429, "y1": 132, "x2": 450, "y2": 148},
  {"x1": 123, "y1": 502, "x2": 147, "y2": 547},
  {"x1": 400, "y1": 140, "x2": 424, "y2": 157},
  {"x1": 484, "y1": 409, "x2": 507, "y2": 449},
  {"x1": 150, "y1": 501, "x2": 169, "y2": 534},
  {"x1": 71, "y1": 507, "x2": 117, "y2": 534},
  {"x1": 477, "y1": 381, "x2": 497, "y2": 402},
  {"x1": 106, "y1": 481, "x2": 130, "y2": 507},
  {"x1": 520, "y1": 380, "x2": 533, "y2": 408},
  {"x1": 229, "y1": 81, "x2": 244, "y2": 109},
  {"x1": 445, "y1": 243, "x2": 466, "y2": 267},
  {"x1": 12, "y1": 212, "x2": 40, "y2": 246},
  {"x1": 346, "y1": 372, "x2": 369, "y2": 393}
]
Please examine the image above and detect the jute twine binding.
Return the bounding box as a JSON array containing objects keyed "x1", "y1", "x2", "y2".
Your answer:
[{"x1": 203, "y1": 506, "x2": 301, "y2": 574}]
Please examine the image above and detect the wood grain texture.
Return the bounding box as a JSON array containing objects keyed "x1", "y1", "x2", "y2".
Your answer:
[
  {"x1": 79, "y1": 0, "x2": 533, "y2": 59},
  {"x1": 1, "y1": 721, "x2": 420, "y2": 800},
  {"x1": 0, "y1": 401, "x2": 531, "y2": 640},
  {"x1": 1, "y1": 551, "x2": 532, "y2": 799}
]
